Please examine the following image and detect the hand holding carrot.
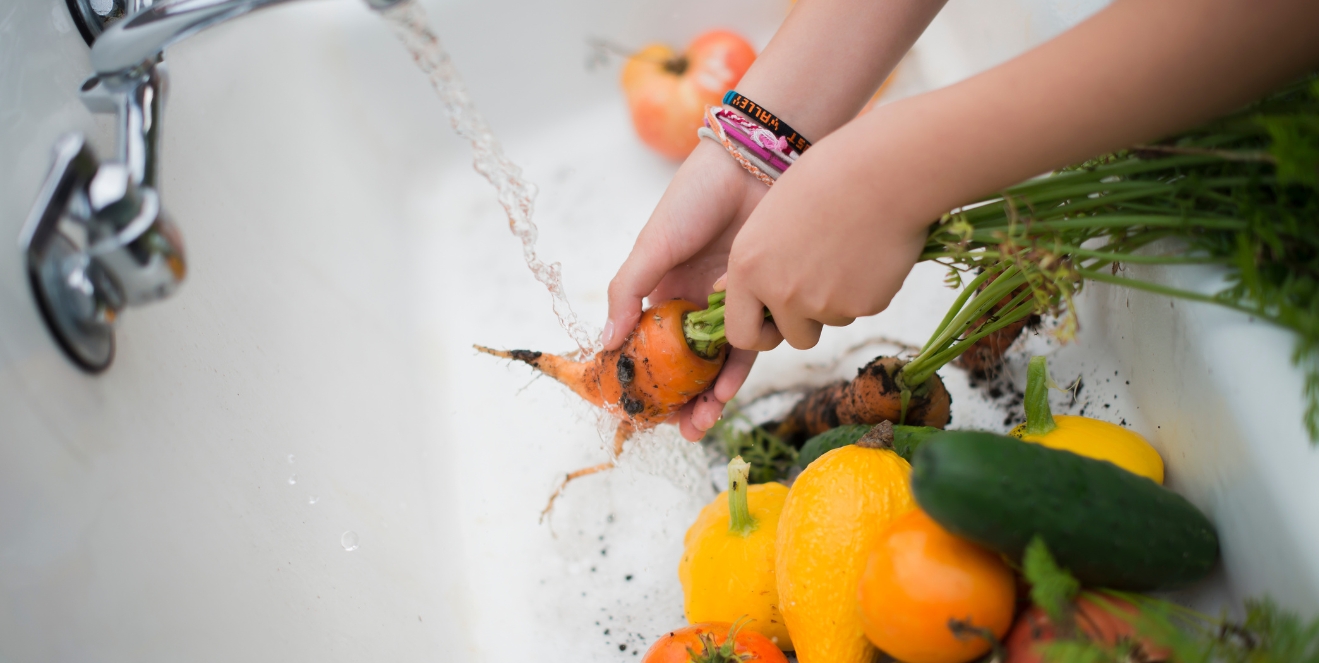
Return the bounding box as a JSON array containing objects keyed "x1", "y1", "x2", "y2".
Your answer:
[
  {"x1": 604, "y1": 140, "x2": 765, "y2": 440},
  {"x1": 722, "y1": 115, "x2": 934, "y2": 351}
]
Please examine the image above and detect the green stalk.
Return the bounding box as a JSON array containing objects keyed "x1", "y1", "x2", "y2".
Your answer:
[
  {"x1": 998, "y1": 154, "x2": 1220, "y2": 198},
  {"x1": 959, "y1": 214, "x2": 1247, "y2": 236},
  {"x1": 683, "y1": 290, "x2": 772, "y2": 359},
  {"x1": 1076, "y1": 269, "x2": 1269, "y2": 324},
  {"x1": 904, "y1": 292, "x2": 1038, "y2": 385},
  {"x1": 924, "y1": 264, "x2": 1007, "y2": 350},
  {"x1": 726, "y1": 456, "x2": 757, "y2": 536},
  {"x1": 683, "y1": 291, "x2": 729, "y2": 358},
  {"x1": 1022, "y1": 356, "x2": 1059, "y2": 436},
  {"x1": 912, "y1": 267, "x2": 1027, "y2": 368}
]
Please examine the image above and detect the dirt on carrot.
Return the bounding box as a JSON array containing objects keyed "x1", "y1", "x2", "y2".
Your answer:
[{"x1": 775, "y1": 356, "x2": 951, "y2": 442}]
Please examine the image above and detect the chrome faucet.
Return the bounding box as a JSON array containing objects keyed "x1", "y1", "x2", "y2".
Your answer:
[{"x1": 23, "y1": 0, "x2": 405, "y2": 371}]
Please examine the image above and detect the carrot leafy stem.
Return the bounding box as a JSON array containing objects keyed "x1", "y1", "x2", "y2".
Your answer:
[{"x1": 904, "y1": 73, "x2": 1319, "y2": 440}]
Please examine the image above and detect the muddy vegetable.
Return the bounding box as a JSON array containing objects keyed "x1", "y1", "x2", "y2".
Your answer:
[{"x1": 775, "y1": 356, "x2": 951, "y2": 442}]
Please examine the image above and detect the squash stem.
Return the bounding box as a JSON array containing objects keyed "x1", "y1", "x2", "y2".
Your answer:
[
  {"x1": 1023, "y1": 356, "x2": 1059, "y2": 436},
  {"x1": 726, "y1": 456, "x2": 757, "y2": 536}
]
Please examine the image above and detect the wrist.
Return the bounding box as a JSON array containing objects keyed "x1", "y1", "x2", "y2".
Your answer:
[{"x1": 692, "y1": 128, "x2": 773, "y2": 189}]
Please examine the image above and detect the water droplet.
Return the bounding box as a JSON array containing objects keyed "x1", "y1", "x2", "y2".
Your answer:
[
  {"x1": 308, "y1": 496, "x2": 319, "y2": 505},
  {"x1": 287, "y1": 474, "x2": 298, "y2": 485},
  {"x1": 287, "y1": 454, "x2": 295, "y2": 464},
  {"x1": 341, "y1": 531, "x2": 359, "y2": 552}
]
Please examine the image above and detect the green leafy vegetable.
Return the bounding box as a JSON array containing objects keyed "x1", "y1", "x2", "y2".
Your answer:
[
  {"x1": 1022, "y1": 536, "x2": 1081, "y2": 626},
  {"x1": 704, "y1": 411, "x2": 798, "y2": 484},
  {"x1": 917, "y1": 73, "x2": 1319, "y2": 440}
]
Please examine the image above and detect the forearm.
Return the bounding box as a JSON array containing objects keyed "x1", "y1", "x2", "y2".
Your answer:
[
  {"x1": 734, "y1": 0, "x2": 948, "y2": 141},
  {"x1": 849, "y1": 0, "x2": 1319, "y2": 225}
]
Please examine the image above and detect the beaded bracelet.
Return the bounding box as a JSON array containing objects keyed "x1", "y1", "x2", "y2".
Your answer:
[
  {"x1": 723, "y1": 91, "x2": 813, "y2": 154},
  {"x1": 700, "y1": 107, "x2": 779, "y2": 187}
]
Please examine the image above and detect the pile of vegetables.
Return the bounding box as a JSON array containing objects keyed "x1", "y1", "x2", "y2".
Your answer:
[
  {"x1": 473, "y1": 72, "x2": 1319, "y2": 663},
  {"x1": 635, "y1": 74, "x2": 1319, "y2": 663},
  {"x1": 651, "y1": 357, "x2": 1319, "y2": 663}
]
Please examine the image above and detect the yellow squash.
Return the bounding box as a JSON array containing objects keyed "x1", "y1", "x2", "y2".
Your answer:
[
  {"x1": 1010, "y1": 356, "x2": 1164, "y2": 483},
  {"x1": 679, "y1": 457, "x2": 792, "y2": 649},
  {"x1": 776, "y1": 422, "x2": 916, "y2": 663}
]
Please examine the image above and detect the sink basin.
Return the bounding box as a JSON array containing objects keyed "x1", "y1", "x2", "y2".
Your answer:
[{"x1": 2, "y1": 0, "x2": 1314, "y2": 660}]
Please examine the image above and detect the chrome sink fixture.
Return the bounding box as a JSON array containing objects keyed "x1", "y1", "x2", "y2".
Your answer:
[{"x1": 23, "y1": 0, "x2": 404, "y2": 371}]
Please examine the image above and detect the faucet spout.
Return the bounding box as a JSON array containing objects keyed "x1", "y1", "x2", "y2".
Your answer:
[{"x1": 90, "y1": 0, "x2": 408, "y2": 77}]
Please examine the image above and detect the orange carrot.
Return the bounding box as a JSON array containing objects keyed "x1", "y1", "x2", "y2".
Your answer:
[
  {"x1": 478, "y1": 298, "x2": 728, "y2": 517},
  {"x1": 478, "y1": 299, "x2": 726, "y2": 430},
  {"x1": 774, "y1": 356, "x2": 951, "y2": 442}
]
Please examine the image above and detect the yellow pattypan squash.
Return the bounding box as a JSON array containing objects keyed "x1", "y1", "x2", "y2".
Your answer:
[
  {"x1": 776, "y1": 422, "x2": 916, "y2": 663},
  {"x1": 1010, "y1": 356, "x2": 1164, "y2": 483},
  {"x1": 679, "y1": 457, "x2": 792, "y2": 649}
]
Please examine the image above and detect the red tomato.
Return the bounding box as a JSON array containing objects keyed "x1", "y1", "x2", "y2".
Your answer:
[
  {"x1": 642, "y1": 623, "x2": 788, "y2": 663},
  {"x1": 1005, "y1": 596, "x2": 1171, "y2": 663},
  {"x1": 621, "y1": 31, "x2": 756, "y2": 159}
]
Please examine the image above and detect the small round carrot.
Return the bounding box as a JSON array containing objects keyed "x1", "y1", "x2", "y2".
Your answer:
[
  {"x1": 775, "y1": 356, "x2": 951, "y2": 442},
  {"x1": 838, "y1": 356, "x2": 951, "y2": 430},
  {"x1": 477, "y1": 299, "x2": 727, "y2": 432}
]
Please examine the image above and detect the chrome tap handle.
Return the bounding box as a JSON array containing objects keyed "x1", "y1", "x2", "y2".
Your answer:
[
  {"x1": 20, "y1": 134, "x2": 186, "y2": 372},
  {"x1": 80, "y1": 64, "x2": 165, "y2": 189}
]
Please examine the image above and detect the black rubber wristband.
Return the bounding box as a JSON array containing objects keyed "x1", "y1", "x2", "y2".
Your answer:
[{"x1": 723, "y1": 91, "x2": 813, "y2": 154}]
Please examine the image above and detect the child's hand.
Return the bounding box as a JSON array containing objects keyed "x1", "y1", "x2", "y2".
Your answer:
[
  {"x1": 604, "y1": 139, "x2": 766, "y2": 440},
  {"x1": 723, "y1": 113, "x2": 934, "y2": 351}
]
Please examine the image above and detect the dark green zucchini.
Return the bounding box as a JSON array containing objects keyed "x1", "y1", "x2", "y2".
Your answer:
[
  {"x1": 911, "y1": 430, "x2": 1219, "y2": 591},
  {"x1": 796, "y1": 423, "x2": 940, "y2": 468}
]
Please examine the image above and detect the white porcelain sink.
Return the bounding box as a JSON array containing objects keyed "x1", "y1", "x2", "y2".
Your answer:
[{"x1": 2, "y1": 0, "x2": 1315, "y2": 660}]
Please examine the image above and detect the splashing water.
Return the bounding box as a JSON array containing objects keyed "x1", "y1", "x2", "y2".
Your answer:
[{"x1": 383, "y1": 1, "x2": 598, "y2": 354}]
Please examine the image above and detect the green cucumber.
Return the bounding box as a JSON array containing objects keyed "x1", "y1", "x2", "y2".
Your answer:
[
  {"x1": 911, "y1": 431, "x2": 1219, "y2": 591},
  {"x1": 796, "y1": 424, "x2": 941, "y2": 469}
]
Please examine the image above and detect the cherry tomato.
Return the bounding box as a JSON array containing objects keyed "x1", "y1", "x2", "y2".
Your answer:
[
  {"x1": 641, "y1": 622, "x2": 788, "y2": 663},
  {"x1": 621, "y1": 31, "x2": 756, "y2": 159}
]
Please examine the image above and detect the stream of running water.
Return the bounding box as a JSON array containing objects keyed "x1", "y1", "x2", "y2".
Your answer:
[{"x1": 382, "y1": 0, "x2": 599, "y2": 355}]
